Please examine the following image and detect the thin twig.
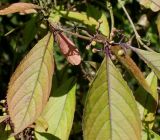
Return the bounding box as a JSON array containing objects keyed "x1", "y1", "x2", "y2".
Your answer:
[
  {"x1": 106, "y1": 1, "x2": 114, "y2": 39},
  {"x1": 49, "y1": 21, "x2": 106, "y2": 43},
  {"x1": 118, "y1": 0, "x2": 153, "y2": 51},
  {"x1": 62, "y1": 29, "x2": 92, "y2": 41}
]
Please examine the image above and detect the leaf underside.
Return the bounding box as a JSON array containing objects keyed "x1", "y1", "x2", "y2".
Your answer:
[
  {"x1": 7, "y1": 32, "x2": 54, "y2": 134},
  {"x1": 83, "y1": 56, "x2": 141, "y2": 140}
]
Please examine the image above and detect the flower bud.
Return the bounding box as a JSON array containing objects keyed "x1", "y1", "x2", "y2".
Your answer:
[
  {"x1": 3, "y1": 113, "x2": 7, "y2": 116},
  {"x1": 91, "y1": 40, "x2": 96, "y2": 46},
  {"x1": 98, "y1": 19, "x2": 103, "y2": 23},
  {"x1": 2, "y1": 108, "x2": 6, "y2": 112},
  {"x1": 86, "y1": 45, "x2": 91, "y2": 50},
  {"x1": 111, "y1": 55, "x2": 116, "y2": 60},
  {"x1": 118, "y1": 49, "x2": 125, "y2": 56},
  {"x1": 0, "y1": 100, "x2": 6, "y2": 104},
  {"x1": 92, "y1": 48, "x2": 98, "y2": 53}
]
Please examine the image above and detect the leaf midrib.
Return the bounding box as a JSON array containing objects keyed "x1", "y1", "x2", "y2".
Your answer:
[{"x1": 17, "y1": 33, "x2": 52, "y2": 131}]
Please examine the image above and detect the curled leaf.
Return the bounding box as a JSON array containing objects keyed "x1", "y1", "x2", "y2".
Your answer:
[
  {"x1": 7, "y1": 33, "x2": 54, "y2": 134},
  {"x1": 56, "y1": 32, "x2": 81, "y2": 65},
  {"x1": 0, "y1": 2, "x2": 40, "y2": 15},
  {"x1": 49, "y1": 22, "x2": 81, "y2": 65}
]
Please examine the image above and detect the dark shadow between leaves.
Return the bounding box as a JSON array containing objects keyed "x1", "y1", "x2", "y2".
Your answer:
[
  {"x1": 51, "y1": 74, "x2": 76, "y2": 97},
  {"x1": 134, "y1": 86, "x2": 157, "y2": 126}
]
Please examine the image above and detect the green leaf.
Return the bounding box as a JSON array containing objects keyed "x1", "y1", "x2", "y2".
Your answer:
[
  {"x1": 35, "y1": 116, "x2": 48, "y2": 132},
  {"x1": 83, "y1": 57, "x2": 141, "y2": 140},
  {"x1": 86, "y1": 5, "x2": 109, "y2": 36},
  {"x1": 99, "y1": 11, "x2": 110, "y2": 37},
  {"x1": 7, "y1": 32, "x2": 54, "y2": 134},
  {"x1": 131, "y1": 47, "x2": 160, "y2": 80},
  {"x1": 56, "y1": 11, "x2": 98, "y2": 27},
  {"x1": 134, "y1": 72, "x2": 158, "y2": 129},
  {"x1": 35, "y1": 77, "x2": 76, "y2": 140},
  {"x1": 56, "y1": 10, "x2": 109, "y2": 36},
  {"x1": 142, "y1": 129, "x2": 160, "y2": 140}
]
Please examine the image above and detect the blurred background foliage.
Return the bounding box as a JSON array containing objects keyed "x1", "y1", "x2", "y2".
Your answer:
[{"x1": 0, "y1": 0, "x2": 160, "y2": 139}]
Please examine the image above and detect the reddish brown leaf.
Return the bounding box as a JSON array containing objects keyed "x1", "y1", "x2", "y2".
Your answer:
[
  {"x1": 110, "y1": 45, "x2": 152, "y2": 94},
  {"x1": 49, "y1": 22, "x2": 81, "y2": 65},
  {"x1": 56, "y1": 32, "x2": 81, "y2": 65},
  {"x1": 7, "y1": 33, "x2": 54, "y2": 134},
  {"x1": 0, "y1": 2, "x2": 40, "y2": 15}
]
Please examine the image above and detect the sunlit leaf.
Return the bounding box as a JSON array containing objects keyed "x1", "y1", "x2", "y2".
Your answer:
[
  {"x1": 86, "y1": 5, "x2": 109, "y2": 36},
  {"x1": 0, "y1": 2, "x2": 40, "y2": 15},
  {"x1": 83, "y1": 57, "x2": 141, "y2": 140},
  {"x1": 7, "y1": 32, "x2": 54, "y2": 134},
  {"x1": 134, "y1": 72, "x2": 158, "y2": 129},
  {"x1": 56, "y1": 11, "x2": 98, "y2": 27},
  {"x1": 53, "y1": 8, "x2": 109, "y2": 37},
  {"x1": 131, "y1": 47, "x2": 160, "y2": 80},
  {"x1": 35, "y1": 77, "x2": 76, "y2": 140},
  {"x1": 142, "y1": 129, "x2": 160, "y2": 140},
  {"x1": 139, "y1": 0, "x2": 160, "y2": 12},
  {"x1": 99, "y1": 11, "x2": 110, "y2": 37},
  {"x1": 35, "y1": 116, "x2": 48, "y2": 132}
]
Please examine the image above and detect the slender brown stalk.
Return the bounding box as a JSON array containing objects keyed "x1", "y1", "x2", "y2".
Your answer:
[{"x1": 118, "y1": 0, "x2": 153, "y2": 51}]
